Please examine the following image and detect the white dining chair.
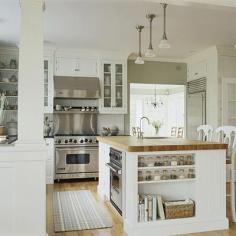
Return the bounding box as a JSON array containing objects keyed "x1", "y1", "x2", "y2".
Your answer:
[
  {"x1": 197, "y1": 125, "x2": 214, "y2": 141},
  {"x1": 215, "y1": 126, "x2": 236, "y2": 222}
]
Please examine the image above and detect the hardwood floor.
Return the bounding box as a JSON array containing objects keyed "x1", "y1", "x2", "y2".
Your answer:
[{"x1": 46, "y1": 180, "x2": 236, "y2": 236}]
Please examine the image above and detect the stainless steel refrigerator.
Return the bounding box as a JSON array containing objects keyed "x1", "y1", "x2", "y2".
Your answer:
[{"x1": 186, "y1": 78, "x2": 206, "y2": 140}]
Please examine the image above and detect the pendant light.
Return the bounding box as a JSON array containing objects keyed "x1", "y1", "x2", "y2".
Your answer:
[
  {"x1": 135, "y1": 25, "x2": 145, "y2": 64},
  {"x1": 145, "y1": 14, "x2": 156, "y2": 58},
  {"x1": 159, "y1": 3, "x2": 170, "y2": 49}
]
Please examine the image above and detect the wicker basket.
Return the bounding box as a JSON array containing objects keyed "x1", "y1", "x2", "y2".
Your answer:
[{"x1": 163, "y1": 199, "x2": 195, "y2": 219}]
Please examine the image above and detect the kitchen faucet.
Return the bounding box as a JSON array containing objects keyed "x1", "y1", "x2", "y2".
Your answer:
[{"x1": 138, "y1": 116, "x2": 150, "y2": 139}]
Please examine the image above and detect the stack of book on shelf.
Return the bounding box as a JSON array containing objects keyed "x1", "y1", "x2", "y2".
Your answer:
[{"x1": 138, "y1": 194, "x2": 165, "y2": 222}]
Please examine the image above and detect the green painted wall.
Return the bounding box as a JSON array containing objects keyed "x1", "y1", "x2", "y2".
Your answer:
[
  {"x1": 128, "y1": 60, "x2": 187, "y2": 84},
  {"x1": 124, "y1": 60, "x2": 187, "y2": 134}
]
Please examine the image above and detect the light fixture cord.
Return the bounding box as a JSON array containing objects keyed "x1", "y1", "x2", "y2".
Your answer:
[
  {"x1": 162, "y1": 4, "x2": 167, "y2": 40},
  {"x1": 139, "y1": 30, "x2": 142, "y2": 57},
  {"x1": 149, "y1": 18, "x2": 153, "y2": 50}
]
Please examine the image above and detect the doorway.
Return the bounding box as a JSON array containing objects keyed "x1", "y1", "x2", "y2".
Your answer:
[{"x1": 130, "y1": 83, "x2": 185, "y2": 137}]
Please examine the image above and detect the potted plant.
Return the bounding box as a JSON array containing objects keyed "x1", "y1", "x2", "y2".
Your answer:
[
  {"x1": 151, "y1": 120, "x2": 162, "y2": 136},
  {"x1": 0, "y1": 93, "x2": 8, "y2": 135}
]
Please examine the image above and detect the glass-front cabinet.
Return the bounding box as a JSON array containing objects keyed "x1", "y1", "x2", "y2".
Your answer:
[
  {"x1": 100, "y1": 61, "x2": 127, "y2": 114},
  {"x1": 44, "y1": 57, "x2": 53, "y2": 113},
  {"x1": 0, "y1": 50, "x2": 18, "y2": 139}
]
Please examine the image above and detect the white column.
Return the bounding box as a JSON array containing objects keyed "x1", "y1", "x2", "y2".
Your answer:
[{"x1": 17, "y1": 0, "x2": 44, "y2": 144}]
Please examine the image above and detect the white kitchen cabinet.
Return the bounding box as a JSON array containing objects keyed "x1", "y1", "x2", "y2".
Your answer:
[
  {"x1": 99, "y1": 60, "x2": 127, "y2": 114},
  {"x1": 45, "y1": 138, "x2": 54, "y2": 184},
  {"x1": 44, "y1": 57, "x2": 53, "y2": 113},
  {"x1": 222, "y1": 77, "x2": 236, "y2": 126},
  {"x1": 188, "y1": 60, "x2": 208, "y2": 81},
  {"x1": 55, "y1": 57, "x2": 98, "y2": 77}
]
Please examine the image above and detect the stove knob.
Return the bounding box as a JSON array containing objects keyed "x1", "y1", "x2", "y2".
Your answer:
[
  {"x1": 89, "y1": 139, "x2": 93, "y2": 143},
  {"x1": 57, "y1": 139, "x2": 61, "y2": 144},
  {"x1": 69, "y1": 139, "x2": 73, "y2": 143},
  {"x1": 74, "y1": 139, "x2": 78, "y2": 144},
  {"x1": 80, "y1": 139, "x2": 84, "y2": 144},
  {"x1": 65, "y1": 140, "x2": 68, "y2": 144},
  {"x1": 84, "y1": 138, "x2": 88, "y2": 143}
]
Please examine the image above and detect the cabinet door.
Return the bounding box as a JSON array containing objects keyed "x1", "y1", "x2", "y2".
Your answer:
[
  {"x1": 45, "y1": 138, "x2": 54, "y2": 184},
  {"x1": 100, "y1": 61, "x2": 127, "y2": 114},
  {"x1": 44, "y1": 58, "x2": 53, "y2": 113},
  {"x1": 188, "y1": 60, "x2": 207, "y2": 81},
  {"x1": 77, "y1": 59, "x2": 97, "y2": 77},
  {"x1": 113, "y1": 63, "x2": 125, "y2": 110},
  {"x1": 55, "y1": 57, "x2": 78, "y2": 76},
  {"x1": 222, "y1": 78, "x2": 236, "y2": 126},
  {"x1": 102, "y1": 63, "x2": 112, "y2": 109}
]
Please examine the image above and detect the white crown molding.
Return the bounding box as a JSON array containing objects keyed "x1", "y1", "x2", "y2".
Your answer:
[{"x1": 45, "y1": 0, "x2": 236, "y2": 8}]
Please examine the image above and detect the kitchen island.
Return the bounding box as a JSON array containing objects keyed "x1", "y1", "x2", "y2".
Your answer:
[{"x1": 97, "y1": 136, "x2": 228, "y2": 236}]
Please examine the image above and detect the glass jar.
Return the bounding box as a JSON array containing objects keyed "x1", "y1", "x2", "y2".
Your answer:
[
  {"x1": 147, "y1": 156, "x2": 154, "y2": 167},
  {"x1": 145, "y1": 171, "x2": 152, "y2": 181},
  {"x1": 138, "y1": 171, "x2": 144, "y2": 182},
  {"x1": 163, "y1": 156, "x2": 169, "y2": 166},
  {"x1": 187, "y1": 155, "x2": 193, "y2": 165},
  {"x1": 170, "y1": 157, "x2": 178, "y2": 166},
  {"x1": 179, "y1": 156, "x2": 185, "y2": 166},
  {"x1": 178, "y1": 169, "x2": 185, "y2": 179},
  {"x1": 161, "y1": 170, "x2": 169, "y2": 180},
  {"x1": 153, "y1": 170, "x2": 161, "y2": 181},
  {"x1": 188, "y1": 169, "x2": 195, "y2": 178},
  {"x1": 184, "y1": 155, "x2": 188, "y2": 165},
  {"x1": 170, "y1": 169, "x2": 177, "y2": 179}
]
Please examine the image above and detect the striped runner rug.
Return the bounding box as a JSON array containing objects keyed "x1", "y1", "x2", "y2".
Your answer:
[{"x1": 53, "y1": 190, "x2": 113, "y2": 232}]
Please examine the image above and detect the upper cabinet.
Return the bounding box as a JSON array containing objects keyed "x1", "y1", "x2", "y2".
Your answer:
[
  {"x1": 188, "y1": 60, "x2": 208, "y2": 81},
  {"x1": 55, "y1": 57, "x2": 98, "y2": 77},
  {"x1": 99, "y1": 60, "x2": 127, "y2": 114},
  {"x1": 44, "y1": 57, "x2": 54, "y2": 113}
]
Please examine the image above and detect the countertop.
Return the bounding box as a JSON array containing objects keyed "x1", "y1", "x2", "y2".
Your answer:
[{"x1": 97, "y1": 136, "x2": 227, "y2": 152}]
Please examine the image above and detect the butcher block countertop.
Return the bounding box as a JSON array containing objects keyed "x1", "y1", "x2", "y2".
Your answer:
[{"x1": 97, "y1": 136, "x2": 227, "y2": 152}]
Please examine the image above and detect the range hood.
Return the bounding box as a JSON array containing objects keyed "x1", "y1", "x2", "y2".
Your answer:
[{"x1": 54, "y1": 76, "x2": 101, "y2": 99}]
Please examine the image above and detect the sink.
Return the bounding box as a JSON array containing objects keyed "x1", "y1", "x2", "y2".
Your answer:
[{"x1": 143, "y1": 136, "x2": 170, "y2": 139}]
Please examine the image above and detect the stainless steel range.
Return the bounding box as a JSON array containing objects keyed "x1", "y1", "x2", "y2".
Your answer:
[
  {"x1": 53, "y1": 76, "x2": 101, "y2": 181},
  {"x1": 55, "y1": 135, "x2": 99, "y2": 180}
]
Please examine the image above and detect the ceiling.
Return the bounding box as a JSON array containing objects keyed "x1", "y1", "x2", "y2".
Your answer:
[{"x1": 1, "y1": 0, "x2": 236, "y2": 59}]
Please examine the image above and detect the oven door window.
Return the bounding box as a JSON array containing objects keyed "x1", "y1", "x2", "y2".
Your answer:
[
  {"x1": 111, "y1": 172, "x2": 120, "y2": 193},
  {"x1": 66, "y1": 154, "x2": 90, "y2": 165}
]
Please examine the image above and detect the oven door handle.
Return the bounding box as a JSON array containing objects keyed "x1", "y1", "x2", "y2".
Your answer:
[
  {"x1": 105, "y1": 163, "x2": 122, "y2": 175},
  {"x1": 55, "y1": 147, "x2": 97, "y2": 152}
]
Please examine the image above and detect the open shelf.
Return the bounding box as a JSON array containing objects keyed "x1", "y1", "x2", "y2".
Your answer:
[
  {"x1": 138, "y1": 165, "x2": 195, "y2": 170},
  {"x1": 137, "y1": 216, "x2": 196, "y2": 226},
  {"x1": 0, "y1": 68, "x2": 18, "y2": 71},
  {"x1": 54, "y1": 110, "x2": 98, "y2": 114},
  {"x1": 0, "y1": 81, "x2": 18, "y2": 85},
  {"x1": 138, "y1": 178, "x2": 196, "y2": 184}
]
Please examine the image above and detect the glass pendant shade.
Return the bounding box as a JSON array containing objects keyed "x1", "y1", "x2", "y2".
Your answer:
[
  {"x1": 135, "y1": 56, "x2": 145, "y2": 64},
  {"x1": 159, "y1": 38, "x2": 170, "y2": 49},
  {"x1": 145, "y1": 48, "x2": 156, "y2": 57}
]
